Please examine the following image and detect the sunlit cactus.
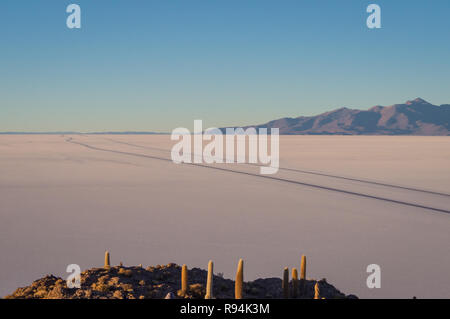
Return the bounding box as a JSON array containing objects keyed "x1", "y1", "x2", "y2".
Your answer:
[
  {"x1": 180, "y1": 264, "x2": 188, "y2": 296},
  {"x1": 282, "y1": 267, "x2": 289, "y2": 298},
  {"x1": 300, "y1": 255, "x2": 306, "y2": 295},
  {"x1": 235, "y1": 259, "x2": 244, "y2": 299},
  {"x1": 104, "y1": 251, "x2": 110, "y2": 269},
  {"x1": 300, "y1": 255, "x2": 306, "y2": 280},
  {"x1": 205, "y1": 260, "x2": 214, "y2": 299},
  {"x1": 314, "y1": 282, "x2": 320, "y2": 299},
  {"x1": 291, "y1": 268, "x2": 299, "y2": 298}
]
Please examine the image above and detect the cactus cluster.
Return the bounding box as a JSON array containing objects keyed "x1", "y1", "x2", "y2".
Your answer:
[
  {"x1": 279, "y1": 254, "x2": 325, "y2": 299},
  {"x1": 176, "y1": 259, "x2": 244, "y2": 299},
  {"x1": 101, "y1": 251, "x2": 325, "y2": 299}
]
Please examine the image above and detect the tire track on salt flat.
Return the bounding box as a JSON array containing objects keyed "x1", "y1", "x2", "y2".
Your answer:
[
  {"x1": 66, "y1": 137, "x2": 450, "y2": 215},
  {"x1": 101, "y1": 137, "x2": 450, "y2": 198}
]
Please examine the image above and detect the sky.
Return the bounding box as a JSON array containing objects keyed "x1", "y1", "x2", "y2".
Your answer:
[{"x1": 1, "y1": 0, "x2": 449, "y2": 132}]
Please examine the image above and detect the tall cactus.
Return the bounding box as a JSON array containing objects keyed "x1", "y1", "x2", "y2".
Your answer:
[
  {"x1": 180, "y1": 264, "x2": 188, "y2": 296},
  {"x1": 299, "y1": 255, "x2": 306, "y2": 295},
  {"x1": 282, "y1": 267, "x2": 290, "y2": 298},
  {"x1": 300, "y1": 255, "x2": 306, "y2": 280},
  {"x1": 104, "y1": 251, "x2": 110, "y2": 269},
  {"x1": 235, "y1": 259, "x2": 244, "y2": 299},
  {"x1": 291, "y1": 268, "x2": 299, "y2": 298},
  {"x1": 314, "y1": 282, "x2": 320, "y2": 299},
  {"x1": 205, "y1": 260, "x2": 214, "y2": 299}
]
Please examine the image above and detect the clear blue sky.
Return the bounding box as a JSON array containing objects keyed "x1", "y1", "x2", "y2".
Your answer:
[{"x1": 1, "y1": 0, "x2": 449, "y2": 132}]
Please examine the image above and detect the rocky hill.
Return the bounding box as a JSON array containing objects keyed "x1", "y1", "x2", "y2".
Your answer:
[
  {"x1": 228, "y1": 98, "x2": 450, "y2": 135},
  {"x1": 4, "y1": 263, "x2": 356, "y2": 299}
]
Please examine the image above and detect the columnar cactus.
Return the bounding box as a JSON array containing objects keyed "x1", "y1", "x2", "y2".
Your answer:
[
  {"x1": 291, "y1": 268, "x2": 299, "y2": 298},
  {"x1": 104, "y1": 251, "x2": 110, "y2": 269},
  {"x1": 205, "y1": 260, "x2": 214, "y2": 299},
  {"x1": 235, "y1": 259, "x2": 244, "y2": 299},
  {"x1": 180, "y1": 264, "x2": 188, "y2": 296},
  {"x1": 300, "y1": 255, "x2": 306, "y2": 280},
  {"x1": 314, "y1": 282, "x2": 320, "y2": 299},
  {"x1": 300, "y1": 255, "x2": 306, "y2": 295},
  {"x1": 282, "y1": 267, "x2": 289, "y2": 298}
]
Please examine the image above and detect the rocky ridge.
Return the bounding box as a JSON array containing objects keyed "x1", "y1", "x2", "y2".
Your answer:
[{"x1": 5, "y1": 263, "x2": 356, "y2": 299}]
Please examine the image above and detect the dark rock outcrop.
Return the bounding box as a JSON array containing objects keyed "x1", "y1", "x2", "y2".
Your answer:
[{"x1": 4, "y1": 264, "x2": 355, "y2": 299}]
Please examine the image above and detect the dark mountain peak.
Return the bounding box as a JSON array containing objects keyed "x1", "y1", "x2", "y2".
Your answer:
[
  {"x1": 405, "y1": 98, "x2": 431, "y2": 105},
  {"x1": 322, "y1": 107, "x2": 352, "y2": 116},
  {"x1": 332, "y1": 107, "x2": 349, "y2": 112},
  {"x1": 369, "y1": 105, "x2": 384, "y2": 112}
]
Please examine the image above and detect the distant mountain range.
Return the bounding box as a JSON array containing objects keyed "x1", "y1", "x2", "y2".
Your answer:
[{"x1": 229, "y1": 98, "x2": 450, "y2": 135}]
